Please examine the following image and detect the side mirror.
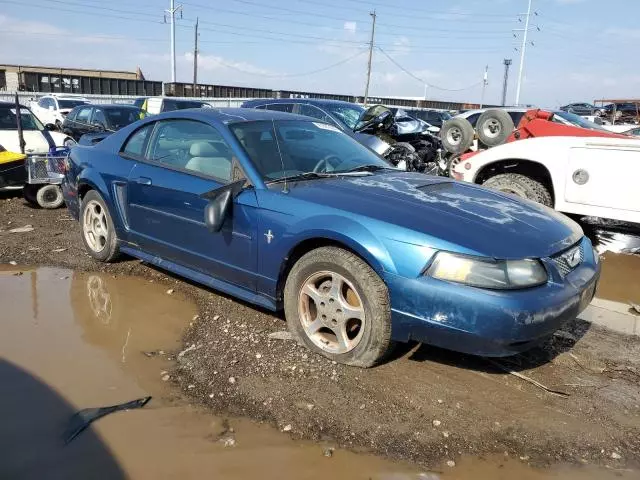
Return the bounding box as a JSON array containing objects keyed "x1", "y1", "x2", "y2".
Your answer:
[
  {"x1": 201, "y1": 179, "x2": 246, "y2": 233},
  {"x1": 45, "y1": 123, "x2": 55, "y2": 131}
]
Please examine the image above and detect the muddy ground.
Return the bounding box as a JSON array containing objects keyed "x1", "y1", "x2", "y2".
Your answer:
[{"x1": 1, "y1": 191, "x2": 640, "y2": 472}]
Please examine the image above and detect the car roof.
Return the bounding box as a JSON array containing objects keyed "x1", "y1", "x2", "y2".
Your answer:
[
  {"x1": 95, "y1": 104, "x2": 140, "y2": 110},
  {"x1": 457, "y1": 107, "x2": 527, "y2": 118},
  {"x1": 152, "y1": 107, "x2": 315, "y2": 123},
  {"x1": 242, "y1": 98, "x2": 357, "y2": 107},
  {"x1": 0, "y1": 101, "x2": 27, "y2": 108}
]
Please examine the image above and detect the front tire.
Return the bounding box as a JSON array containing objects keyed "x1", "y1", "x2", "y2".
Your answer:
[
  {"x1": 80, "y1": 190, "x2": 120, "y2": 262},
  {"x1": 36, "y1": 184, "x2": 64, "y2": 209},
  {"x1": 483, "y1": 173, "x2": 553, "y2": 207},
  {"x1": 284, "y1": 247, "x2": 392, "y2": 368}
]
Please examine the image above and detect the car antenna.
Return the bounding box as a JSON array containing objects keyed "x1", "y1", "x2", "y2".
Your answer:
[{"x1": 271, "y1": 119, "x2": 288, "y2": 194}]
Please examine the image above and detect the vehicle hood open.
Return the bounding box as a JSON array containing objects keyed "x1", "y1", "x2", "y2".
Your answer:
[{"x1": 282, "y1": 172, "x2": 582, "y2": 259}]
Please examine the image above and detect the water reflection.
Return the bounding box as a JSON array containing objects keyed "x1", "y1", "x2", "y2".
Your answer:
[{"x1": 579, "y1": 218, "x2": 640, "y2": 254}]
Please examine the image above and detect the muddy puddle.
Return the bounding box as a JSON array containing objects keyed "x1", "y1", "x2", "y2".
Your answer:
[{"x1": 0, "y1": 266, "x2": 636, "y2": 480}]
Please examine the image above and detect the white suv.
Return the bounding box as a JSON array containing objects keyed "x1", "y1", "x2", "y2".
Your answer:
[{"x1": 30, "y1": 95, "x2": 88, "y2": 129}]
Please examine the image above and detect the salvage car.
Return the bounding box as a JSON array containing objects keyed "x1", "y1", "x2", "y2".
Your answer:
[
  {"x1": 0, "y1": 101, "x2": 74, "y2": 154},
  {"x1": 559, "y1": 103, "x2": 603, "y2": 117},
  {"x1": 242, "y1": 98, "x2": 444, "y2": 173},
  {"x1": 62, "y1": 108, "x2": 600, "y2": 367},
  {"x1": 29, "y1": 95, "x2": 88, "y2": 129},
  {"x1": 450, "y1": 135, "x2": 640, "y2": 224},
  {"x1": 62, "y1": 104, "x2": 143, "y2": 143}
]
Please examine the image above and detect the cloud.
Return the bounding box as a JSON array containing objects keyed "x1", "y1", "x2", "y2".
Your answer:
[
  {"x1": 343, "y1": 22, "x2": 357, "y2": 34},
  {"x1": 602, "y1": 27, "x2": 640, "y2": 40},
  {"x1": 555, "y1": 0, "x2": 586, "y2": 3}
]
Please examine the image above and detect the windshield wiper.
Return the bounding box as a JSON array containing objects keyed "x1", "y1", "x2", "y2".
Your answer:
[
  {"x1": 268, "y1": 171, "x2": 337, "y2": 184},
  {"x1": 339, "y1": 164, "x2": 394, "y2": 173}
]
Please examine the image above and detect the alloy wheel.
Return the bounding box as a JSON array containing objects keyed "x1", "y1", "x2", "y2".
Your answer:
[{"x1": 298, "y1": 271, "x2": 366, "y2": 354}]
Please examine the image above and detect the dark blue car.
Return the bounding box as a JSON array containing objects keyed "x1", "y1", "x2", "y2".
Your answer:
[{"x1": 62, "y1": 108, "x2": 600, "y2": 367}]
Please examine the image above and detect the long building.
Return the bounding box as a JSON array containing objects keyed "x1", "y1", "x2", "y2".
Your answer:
[
  {"x1": 1, "y1": 63, "x2": 481, "y2": 110},
  {"x1": 0, "y1": 64, "x2": 163, "y2": 96}
]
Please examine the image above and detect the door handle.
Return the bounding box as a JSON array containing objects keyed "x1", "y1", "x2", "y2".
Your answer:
[{"x1": 132, "y1": 176, "x2": 152, "y2": 185}]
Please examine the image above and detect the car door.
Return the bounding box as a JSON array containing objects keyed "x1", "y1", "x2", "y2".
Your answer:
[
  {"x1": 126, "y1": 118, "x2": 259, "y2": 290},
  {"x1": 564, "y1": 142, "x2": 640, "y2": 223}
]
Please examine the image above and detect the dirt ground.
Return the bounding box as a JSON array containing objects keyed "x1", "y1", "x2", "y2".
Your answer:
[{"x1": 1, "y1": 191, "x2": 640, "y2": 471}]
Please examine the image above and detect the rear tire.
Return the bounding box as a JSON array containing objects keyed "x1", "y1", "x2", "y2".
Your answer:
[
  {"x1": 483, "y1": 173, "x2": 553, "y2": 207},
  {"x1": 440, "y1": 118, "x2": 475, "y2": 154},
  {"x1": 476, "y1": 109, "x2": 514, "y2": 147},
  {"x1": 284, "y1": 247, "x2": 392, "y2": 368},
  {"x1": 80, "y1": 190, "x2": 120, "y2": 262},
  {"x1": 36, "y1": 184, "x2": 65, "y2": 209}
]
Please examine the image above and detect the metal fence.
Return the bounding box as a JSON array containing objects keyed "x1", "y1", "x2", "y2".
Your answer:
[{"x1": 0, "y1": 92, "x2": 256, "y2": 108}]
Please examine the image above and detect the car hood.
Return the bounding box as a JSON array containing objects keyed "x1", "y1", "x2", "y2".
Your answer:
[{"x1": 282, "y1": 172, "x2": 582, "y2": 259}]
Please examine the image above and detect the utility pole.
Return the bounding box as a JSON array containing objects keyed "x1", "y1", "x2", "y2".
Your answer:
[
  {"x1": 479, "y1": 65, "x2": 488, "y2": 108},
  {"x1": 165, "y1": 0, "x2": 183, "y2": 84},
  {"x1": 501, "y1": 59, "x2": 512, "y2": 106},
  {"x1": 515, "y1": 0, "x2": 532, "y2": 105},
  {"x1": 363, "y1": 10, "x2": 376, "y2": 106},
  {"x1": 193, "y1": 17, "x2": 199, "y2": 93}
]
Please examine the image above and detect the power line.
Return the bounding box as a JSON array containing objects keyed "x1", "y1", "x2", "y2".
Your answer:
[
  {"x1": 376, "y1": 47, "x2": 483, "y2": 92},
  {"x1": 213, "y1": 49, "x2": 367, "y2": 78},
  {"x1": 293, "y1": 0, "x2": 516, "y2": 17}
]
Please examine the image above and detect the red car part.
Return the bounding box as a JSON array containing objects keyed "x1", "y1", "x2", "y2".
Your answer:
[{"x1": 452, "y1": 109, "x2": 628, "y2": 180}]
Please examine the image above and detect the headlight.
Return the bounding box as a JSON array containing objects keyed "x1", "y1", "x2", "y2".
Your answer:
[{"x1": 426, "y1": 251, "x2": 548, "y2": 289}]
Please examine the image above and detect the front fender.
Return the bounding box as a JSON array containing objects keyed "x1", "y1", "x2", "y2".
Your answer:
[{"x1": 285, "y1": 215, "x2": 396, "y2": 276}]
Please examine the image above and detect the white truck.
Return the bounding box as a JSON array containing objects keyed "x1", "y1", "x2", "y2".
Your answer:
[
  {"x1": 450, "y1": 135, "x2": 640, "y2": 224},
  {"x1": 29, "y1": 95, "x2": 88, "y2": 129}
]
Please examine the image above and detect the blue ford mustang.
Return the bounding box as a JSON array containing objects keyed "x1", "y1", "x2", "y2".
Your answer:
[{"x1": 62, "y1": 108, "x2": 600, "y2": 367}]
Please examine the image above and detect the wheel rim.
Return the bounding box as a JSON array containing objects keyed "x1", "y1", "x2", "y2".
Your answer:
[
  {"x1": 298, "y1": 271, "x2": 365, "y2": 355},
  {"x1": 42, "y1": 188, "x2": 59, "y2": 203},
  {"x1": 83, "y1": 200, "x2": 109, "y2": 253},
  {"x1": 86, "y1": 275, "x2": 113, "y2": 324},
  {"x1": 446, "y1": 127, "x2": 462, "y2": 146},
  {"x1": 482, "y1": 118, "x2": 501, "y2": 139}
]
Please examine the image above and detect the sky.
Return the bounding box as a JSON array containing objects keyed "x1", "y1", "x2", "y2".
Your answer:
[{"x1": 0, "y1": 0, "x2": 638, "y2": 107}]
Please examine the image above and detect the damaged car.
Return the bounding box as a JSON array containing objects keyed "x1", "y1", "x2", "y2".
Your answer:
[
  {"x1": 241, "y1": 98, "x2": 446, "y2": 174},
  {"x1": 63, "y1": 108, "x2": 600, "y2": 367}
]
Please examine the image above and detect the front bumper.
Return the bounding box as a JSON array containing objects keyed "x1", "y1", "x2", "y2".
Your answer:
[{"x1": 386, "y1": 237, "x2": 600, "y2": 356}]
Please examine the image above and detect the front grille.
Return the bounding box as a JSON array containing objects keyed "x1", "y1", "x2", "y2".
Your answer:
[{"x1": 551, "y1": 243, "x2": 584, "y2": 277}]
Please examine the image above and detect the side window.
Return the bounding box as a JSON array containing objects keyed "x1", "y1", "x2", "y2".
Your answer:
[
  {"x1": 66, "y1": 108, "x2": 77, "y2": 121},
  {"x1": 51, "y1": 98, "x2": 58, "y2": 110},
  {"x1": 297, "y1": 104, "x2": 334, "y2": 124},
  {"x1": 91, "y1": 108, "x2": 107, "y2": 126},
  {"x1": 146, "y1": 119, "x2": 233, "y2": 181},
  {"x1": 37, "y1": 98, "x2": 47, "y2": 108},
  {"x1": 75, "y1": 107, "x2": 92, "y2": 124},
  {"x1": 265, "y1": 103, "x2": 294, "y2": 113},
  {"x1": 122, "y1": 123, "x2": 154, "y2": 158}
]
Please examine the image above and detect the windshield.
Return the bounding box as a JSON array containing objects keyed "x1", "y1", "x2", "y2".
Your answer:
[
  {"x1": 104, "y1": 107, "x2": 142, "y2": 129},
  {"x1": 58, "y1": 99, "x2": 87, "y2": 109},
  {"x1": 553, "y1": 110, "x2": 610, "y2": 132},
  {"x1": 230, "y1": 120, "x2": 391, "y2": 182},
  {"x1": 0, "y1": 105, "x2": 45, "y2": 131},
  {"x1": 322, "y1": 103, "x2": 364, "y2": 130}
]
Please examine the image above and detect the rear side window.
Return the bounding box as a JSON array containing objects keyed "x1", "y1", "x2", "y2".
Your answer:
[{"x1": 122, "y1": 124, "x2": 154, "y2": 158}]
